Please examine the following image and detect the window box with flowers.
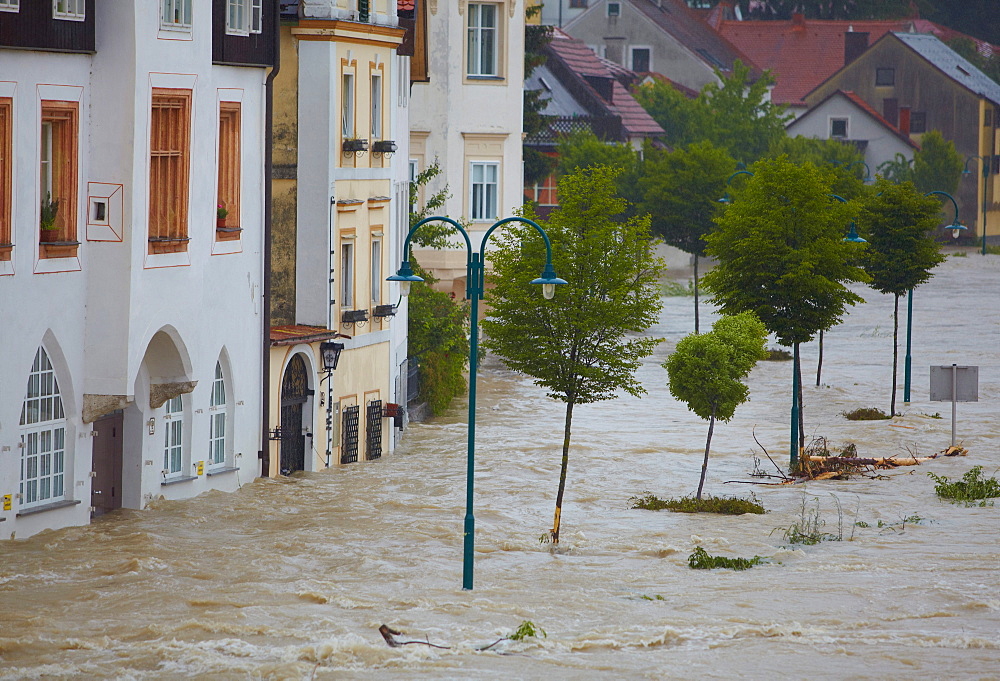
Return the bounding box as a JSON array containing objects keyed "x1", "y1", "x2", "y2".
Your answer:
[{"x1": 342, "y1": 138, "x2": 369, "y2": 153}]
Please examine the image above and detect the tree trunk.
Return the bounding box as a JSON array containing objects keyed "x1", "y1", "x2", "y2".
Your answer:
[
  {"x1": 696, "y1": 406, "x2": 716, "y2": 500},
  {"x1": 891, "y1": 293, "x2": 899, "y2": 417},
  {"x1": 816, "y1": 330, "x2": 824, "y2": 386},
  {"x1": 796, "y1": 343, "x2": 805, "y2": 453},
  {"x1": 693, "y1": 254, "x2": 700, "y2": 334},
  {"x1": 550, "y1": 399, "x2": 575, "y2": 545}
]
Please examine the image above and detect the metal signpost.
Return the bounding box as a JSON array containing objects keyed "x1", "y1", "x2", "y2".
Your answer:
[{"x1": 929, "y1": 364, "x2": 979, "y2": 447}]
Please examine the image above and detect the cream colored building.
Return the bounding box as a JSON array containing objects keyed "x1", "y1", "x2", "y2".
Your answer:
[
  {"x1": 266, "y1": 0, "x2": 410, "y2": 475},
  {"x1": 409, "y1": 0, "x2": 526, "y2": 295}
]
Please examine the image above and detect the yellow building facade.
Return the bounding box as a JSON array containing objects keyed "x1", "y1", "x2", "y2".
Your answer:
[{"x1": 266, "y1": 6, "x2": 408, "y2": 476}]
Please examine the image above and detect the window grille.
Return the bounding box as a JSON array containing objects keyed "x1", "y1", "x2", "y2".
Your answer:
[
  {"x1": 341, "y1": 405, "x2": 360, "y2": 463},
  {"x1": 365, "y1": 400, "x2": 382, "y2": 460}
]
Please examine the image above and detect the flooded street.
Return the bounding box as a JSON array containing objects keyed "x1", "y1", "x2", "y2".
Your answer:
[{"x1": 1, "y1": 254, "x2": 998, "y2": 680}]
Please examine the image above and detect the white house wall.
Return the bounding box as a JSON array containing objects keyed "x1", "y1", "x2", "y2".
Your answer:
[{"x1": 0, "y1": 2, "x2": 268, "y2": 539}]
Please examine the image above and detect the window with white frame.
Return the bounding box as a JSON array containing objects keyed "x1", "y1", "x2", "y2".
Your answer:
[
  {"x1": 830, "y1": 118, "x2": 848, "y2": 139},
  {"x1": 467, "y1": 3, "x2": 498, "y2": 77},
  {"x1": 371, "y1": 74, "x2": 382, "y2": 139},
  {"x1": 209, "y1": 362, "x2": 227, "y2": 467},
  {"x1": 341, "y1": 241, "x2": 355, "y2": 308},
  {"x1": 163, "y1": 395, "x2": 183, "y2": 476},
  {"x1": 470, "y1": 162, "x2": 498, "y2": 221},
  {"x1": 226, "y1": 0, "x2": 262, "y2": 35},
  {"x1": 53, "y1": 0, "x2": 84, "y2": 20},
  {"x1": 19, "y1": 347, "x2": 67, "y2": 510},
  {"x1": 342, "y1": 73, "x2": 355, "y2": 138},
  {"x1": 371, "y1": 238, "x2": 382, "y2": 305},
  {"x1": 161, "y1": 0, "x2": 192, "y2": 29},
  {"x1": 0, "y1": 0, "x2": 19, "y2": 13}
]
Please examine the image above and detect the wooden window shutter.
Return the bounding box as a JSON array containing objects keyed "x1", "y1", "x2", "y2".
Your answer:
[
  {"x1": 217, "y1": 101, "x2": 241, "y2": 241},
  {"x1": 149, "y1": 88, "x2": 192, "y2": 254}
]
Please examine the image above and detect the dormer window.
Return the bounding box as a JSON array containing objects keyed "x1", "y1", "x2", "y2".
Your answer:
[
  {"x1": 226, "y1": 0, "x2": 262, "y2": 35},
  {"x1": 53, "y1": 0, "x2": 84, "y2": 21}
]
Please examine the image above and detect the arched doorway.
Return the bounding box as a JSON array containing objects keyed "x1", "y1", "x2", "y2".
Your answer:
[{"x1": 279, "y1": 354, "x2": 309, "y2": 475}]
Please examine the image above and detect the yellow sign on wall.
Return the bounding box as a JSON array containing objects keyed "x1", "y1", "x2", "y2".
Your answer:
[
  {"x1": 196, "y1": 461, "x2": 205, "y2": 476},
  {"x1": 2, "y1": 494, "x2": 11, "y2": 511}
]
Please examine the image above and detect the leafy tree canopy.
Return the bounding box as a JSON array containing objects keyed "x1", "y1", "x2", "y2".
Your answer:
[
  {"x1": 639, "y1": 140, "x2": 734, "y2": 257},
  {"x1": 857, "y1": 179, "x2": 945, "y2": 297},
  {"x1": 766, "y1": 136, "x2": 868, "y2": 199},
  {"x1": 911, "y1": 130, "x2": 963, "y2": 196},
  {"x1": 556, "y1": 130, "x2": 643, "y2": 209},
  {"x1": 701, "y1": 157, "x2": 869, "y2": 346},
  {"x1": 634, "y1": 62, "x2": 790, "y2": 165},
  {"x1": 482, "y1": 165, "x2": 664, "y2": 404}
]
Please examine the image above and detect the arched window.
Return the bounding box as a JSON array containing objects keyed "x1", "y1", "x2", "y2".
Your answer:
[
  {"x1": 19, "y1": 347, "x2": 67, "y2": 508},
  {"x1": 163, "y1": 395, "x2": 183, "y2": 476},
  {"x1": 208, "y1": 361, "x2": 227, "y2": 467}
]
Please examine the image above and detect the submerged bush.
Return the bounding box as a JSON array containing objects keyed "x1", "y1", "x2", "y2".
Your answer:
[
  {"x1": 928, "y1": 466, "x2": 1000, "y2": 505},
  {"x1": 688, "y1": 547, "x2": 764, "y2": 571},
  {"x1": 842, "y1": 407, "x2": 892, "y2": 420},
  {"x1": 630, "y1": 492, "x2": 766, "y2": 515},
  {"x1": 762, "y1": 347, "x2": 792, "y2": 361}
]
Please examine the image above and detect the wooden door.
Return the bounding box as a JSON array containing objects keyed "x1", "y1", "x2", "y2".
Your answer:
[{"x1": 91, "y1": 411, "x2": 123, "y2": 516}]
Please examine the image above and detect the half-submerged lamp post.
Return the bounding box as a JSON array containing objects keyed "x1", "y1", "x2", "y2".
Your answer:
[
  {"x1": 388, "y1": 216, "x2": 566, "y2": 590},
  {"x1": 901, "y1": 191, "x2": 965, "y2": 403},
  {"x1": 319, "y1": 340, "x2": 344, "y2": 467},
  {"x1": 963, "y1": 155, "x2": 990, "y2": 256}
]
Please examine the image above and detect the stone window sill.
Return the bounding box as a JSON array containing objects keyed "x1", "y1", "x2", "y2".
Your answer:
[
  {"x1": 16, "y1": 499, "x2": 82, "y2": 517},
  {"x1": 161, "y1": 475, "x2": 197, "y2": 486},
  {"x1": 207, "y1": 466, "x2": 239, "y2": 477}
]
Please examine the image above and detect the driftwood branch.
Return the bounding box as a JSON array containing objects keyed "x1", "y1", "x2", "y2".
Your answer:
[
  {"x1": 378, "y1": 625, "x2": 451, "y2": 649},
  {"x1": 803, "y1": 445, "x2": 966, "y2": 469},
  {"x1": 754, "y1": 426, "x2": 790, "y2": 481}
]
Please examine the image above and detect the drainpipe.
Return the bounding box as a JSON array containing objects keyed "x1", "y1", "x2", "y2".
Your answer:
[{"x1": 260, "y1": 0, "x2": 281, "y2": 477}]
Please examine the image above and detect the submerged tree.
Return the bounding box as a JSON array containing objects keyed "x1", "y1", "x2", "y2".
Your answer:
[
  {"x1": 665, "y1": 313, "x2": 767, "y2": 499},
  {"x1": 857, "y1": 179, "x2": 945, "y2": 416},
  {"x1": 483, "y1": 166, "x2": 664, "y2": 544},
  {"x1": 701, "y1": 157, "x2": 868, "y2": 460},
  {"x1": 640, "y1": 140, "x2": 734, "y2": 333}
]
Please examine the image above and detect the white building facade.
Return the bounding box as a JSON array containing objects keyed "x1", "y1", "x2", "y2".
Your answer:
[
  {"x1": 408, "y1": 0, "x2": 525, "y2": 291},
  {"x1": 0, "y1": 0, "x2": 274, "y2": 539}
]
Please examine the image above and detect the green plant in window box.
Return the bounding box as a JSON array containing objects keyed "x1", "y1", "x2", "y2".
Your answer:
[{"x1": 40, "y1": 192, "x2": 61, "y2": 231}]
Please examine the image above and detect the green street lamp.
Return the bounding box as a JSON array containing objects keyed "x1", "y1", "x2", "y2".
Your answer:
[
  {"x1": 388, "y1": 216, "x2": 566, "y2": 590},
  {"x1": 832, "y1": 159, "x2": 873, "y2": 183},
  {"x1": 901, "y1": 191, "x2": 964, "y2": 403},
  {"x1": 962, "y1": 155, "x2": 990, "y2": 256}
]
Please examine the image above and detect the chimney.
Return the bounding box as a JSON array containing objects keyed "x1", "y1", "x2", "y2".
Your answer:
[
  {"x1": 844, "y1": 31, "x2": 870, "y2": 66},
  {"x1": 791, "y1": 13, "x2": 806, "y2": 32},
  {"x1": 899, "y1": 106, "x2": 911, "y2": 136}
]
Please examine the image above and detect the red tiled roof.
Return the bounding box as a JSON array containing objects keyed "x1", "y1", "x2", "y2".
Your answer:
[
  {"x1": 547, "y1": 30, "x2": 665, "y2": 138},
  {"x1": 270, "y1": 325, "x2": 349, "y2": 346},
  {"x1": 397, "y1": 0, "x2": 415, "y2": 12},
  {"x1": 717, "y1": 17, "x2": 999, "y2": 107}
]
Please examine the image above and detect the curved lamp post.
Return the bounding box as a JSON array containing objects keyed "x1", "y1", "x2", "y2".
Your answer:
[
  {"x1": 833, "y1": 159, "x2": 873, "y2": 184},
  {"x1": 963, "y1": 155, "x2": 990, "y2": 256},
  {"x1": 718, "y1": 169, "x2": 754, "y2": 204},
  {"x1": 388, "y1": 216, "x2": 566, "y2": 590},
  {"x1": 901, "y1": 191, "x2": 964, "y2": 403}
]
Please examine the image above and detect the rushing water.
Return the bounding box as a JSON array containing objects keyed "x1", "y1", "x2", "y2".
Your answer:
[{"x1": 1, "y1": 254, "x2": 998, "y2": 680}]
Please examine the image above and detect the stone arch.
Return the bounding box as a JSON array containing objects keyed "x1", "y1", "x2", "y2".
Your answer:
[{"x1": 140, "y1": 326, "x2": 196, "y2": 409}]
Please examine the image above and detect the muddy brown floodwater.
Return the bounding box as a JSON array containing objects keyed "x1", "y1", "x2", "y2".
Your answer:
[{"x1": 1, "y1": 254, "x2": 998, "y2": 680}]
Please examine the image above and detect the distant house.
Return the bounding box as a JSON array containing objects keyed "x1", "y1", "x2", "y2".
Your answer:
[
  {"x1": 804, "y1": 32, "x2": 1000, "y2": 243},
  {"x1": 524, "y1": 30, "x2": 664, "y2": 214},
  {"x1": 562, "y1": 0, "x2": 763, "y2": 93},
  {"x1": 786, "y1": 90, "x2": 918, "y2": 174},
  {"x1": 711, "y1": 8, "x2": 1000, "y2": 117}
]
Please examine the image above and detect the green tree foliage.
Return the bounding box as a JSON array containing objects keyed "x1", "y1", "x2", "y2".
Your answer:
[
  {"x1": 405, "y1": 161, "x2": 470, "y2": 416},
  {"x1": 876, "y1": 152, "x2": 914, "y2": 184},
  {"x1": 556, "y1": 130, "x2": 643, "y2": 208},
  {"x1": 766, "y1": 136, "x2": 868, "y2": 199},
  {"x1": 665, "y1": 313, "x2": 767, "y2": 499},
  {"x1": 639, "y1": 140, "x2": 735, "y2": 332},
  {"x1": 911, "y1": 130, "x2": 963, "y2": 196},
  {"x1": 482, "y1": 166, "x2": 664, "y2": 544},
  {"x1": 633, "y1": 62, "x2": 790, "y2": 164},
  {"x1": 701, "y1": 157, "x2": 868, "y2": 451},
  {"x1": 856, "y1": 179, "x2": 944, "y2": 416}
]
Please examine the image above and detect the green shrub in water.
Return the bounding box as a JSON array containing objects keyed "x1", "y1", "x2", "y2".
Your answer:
[
  {"x1": 928, "y1": 466, "x2": 1000, "y2": 505},
  {"x1": 630, "y1": 492, "x2": 766, "y2": 515},
  {"x1": 688, "y1": 547, "x2": 764, "y2": 571}
]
